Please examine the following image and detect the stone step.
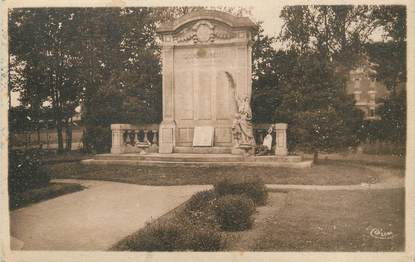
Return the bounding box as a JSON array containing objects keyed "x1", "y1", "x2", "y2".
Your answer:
[
  {"x1": 174, "y1": 146, "x2": 232, "y2": 154},
  {"x1": 81, "y1": 159, "x2": 313, "y2": 168},
  {"x1": 93, "y1": 153, "x2": 245, "y2": 162}
]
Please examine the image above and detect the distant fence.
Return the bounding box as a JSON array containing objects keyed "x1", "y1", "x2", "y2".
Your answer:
[{"x1": 9, "y1": 127, "x2": 84, "y2": 150}]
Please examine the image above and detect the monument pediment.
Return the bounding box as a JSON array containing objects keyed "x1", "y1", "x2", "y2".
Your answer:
[
  {"x1": 158, "y1": 10, "x2": 257, "y2": 46},
  {"x1": 157, "y1": 10, "x2": 257, "y2": 33},
  {"x1": 172, "y1": 20, "x2": 237, "y2": 44}
]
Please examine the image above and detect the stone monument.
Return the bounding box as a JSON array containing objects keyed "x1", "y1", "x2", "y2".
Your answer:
[{"x1": 156, "y1": 10, "x2": 257, "y2": 154}]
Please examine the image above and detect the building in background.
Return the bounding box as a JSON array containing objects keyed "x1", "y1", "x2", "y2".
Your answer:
[{"x1": 346, "y1": 56, "x2": 389, "y2": 120}]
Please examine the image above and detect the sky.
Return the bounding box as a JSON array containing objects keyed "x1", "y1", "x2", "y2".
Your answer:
[{"x1": 249, "y1": 5, "x2": 285, "y2": 39}]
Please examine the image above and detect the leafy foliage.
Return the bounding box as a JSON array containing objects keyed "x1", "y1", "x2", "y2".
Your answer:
[
  {"x1": 185, "y1": 190, "x2": 217, "y2": 211},
  {"x1": 8, "y1": 149, "x2": 50, "y2": 194},
  {"x1": 187, "y1": 228, "x2": 224, "y2": 251},
  {"x1": 377, "y1": 90, "x2": 406, "y2": 145},
  {"x1": 364, "y1": 6, "x2": 406, "y2": 145},
  {"x1": 82, "y1": 126, "x2": 112, "y2": 153},
  {"x1": 9, "y1": 9, "x2": 88, "y2": 152},
  {"x1": 123, "y1": 222, "x2": 224, "y2": 251},
  {"x1": 214, "y1": 194, "x2": 255, "y2": 231},
  {"x1": 271, "y1": 53, "x2": 364, "y2": 156},
  {"x1": 125, "y1": 222, "x2": 184, "y2": 251},
  {"x1": 279, "y1": 6, "x2": 377, "y2": 62},
  {"x1": 214, "y1": 177, "x2": 268, "y2": 206}
]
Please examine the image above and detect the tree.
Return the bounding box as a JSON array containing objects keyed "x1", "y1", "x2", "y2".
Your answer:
[
  {"x1": 9, "y1": 9, "x2": 86, "y2": 152},
  {"x1": 273, "y1": 54, "x2": 364, "y2": 161},
  {"x1": 277, "y1": 5, "x2": 407, "y2": 158},
  {"x1": 80, "y1": 8, "x2": 162, "y2": 127},
  {"x1": 251, "y1": 22, "x2": 278, "y2": 123},
  {"x1": 365, "y1": 6, "x2": 406, "y2": 147},
  {"x1": 279, "y1": 5, "x2": 379, "y2": 72}
]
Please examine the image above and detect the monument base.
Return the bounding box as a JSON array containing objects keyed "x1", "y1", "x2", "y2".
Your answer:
[
  {"x1": 158, "y1": 120, "x2": 176, "y2": 154},
  {"x1": 82, "y1": 153, "x2": 313, "y2": 168},
  {"x1": 231, "y1": 145, "x2": 255, "y2": 156},
  {"x1": 174, "y1": 146, "x2": 232, "y2": 154}
]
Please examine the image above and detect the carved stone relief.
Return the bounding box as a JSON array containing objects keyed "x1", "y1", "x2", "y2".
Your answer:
[{"x1": 173, "y1": 20, "x2": 236, "y2": 44}]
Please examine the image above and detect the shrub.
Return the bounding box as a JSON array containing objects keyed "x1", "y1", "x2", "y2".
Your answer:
[
  {"x1": 214, "y1": 194, "x2": 255, "y2": 231},
  {"x1": 83, "y1": 126, "x2": 111, "y2": 153},
  {"x1": 185, "y1": 190, "x2": 217, "y2": 211},
  {"x1": 214, "y1": 177, "x2": 268, "y2": 206},
  {"x1": 8, "y1": 149, "x2": 50, "y2": 194},
  {"x1": 126, "y1": 222, "x2": 184, "y2": 251},
  {"x1": 187, "y1": 228, "x2": 224, "y2": 251}
]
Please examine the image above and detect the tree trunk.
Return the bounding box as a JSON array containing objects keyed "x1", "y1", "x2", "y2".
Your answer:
[
  {"x1": 313, "y1": 151, "x2": 319, "y2": 164},
  {"x1": 37, "y1": 124, "x2": 41, "y2": 149},
  {"x1": 65, "y1": 117, "x2": 73, "y2": 151},
  {"x1": 56, "y1": 119, "x2": 64, "y2": 153}
]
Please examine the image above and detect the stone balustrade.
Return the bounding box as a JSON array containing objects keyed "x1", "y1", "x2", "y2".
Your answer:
[
  {"x1": 111, "y1": 123, "x2": 288, "y2": 156},
  {"x1": 111, "y1": 124, "x2": 159, "y2": 154}
]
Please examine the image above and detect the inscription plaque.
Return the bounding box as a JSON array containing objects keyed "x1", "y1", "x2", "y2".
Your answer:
[{"x1": 193, "y1": 126, "x2": 214, "y2": 146}]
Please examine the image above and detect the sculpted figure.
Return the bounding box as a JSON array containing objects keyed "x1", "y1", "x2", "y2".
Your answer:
[
  {"x1": 256, "y1": 126, "x2": 273, "y2": 156},
  {"x1": 231, "y1": 113, "x2": 242, "y2": 145},
  {"x1": 263, "y1": 126, "x2": 273, "y2": 150},
  {"x1": 226, "y1": 71, "x2": 255, "y2": 147}
]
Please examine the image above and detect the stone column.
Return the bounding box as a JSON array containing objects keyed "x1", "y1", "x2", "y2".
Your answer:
[
  {"x1": 111, "y1": 124, "x2": 127, "y2": 154},
  {"x1": 274, "y1": 123, "x2": 288, "y2": 156},
  {"x1": 159, "y1": 43, "x2": 176, "y2": 153}
]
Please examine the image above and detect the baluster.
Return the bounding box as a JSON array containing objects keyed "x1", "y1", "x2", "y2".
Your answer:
[
  {"x1": 134, "y1": 130, "x2": 140, "y2": 144},
  {"x1": 125, "y1": 130, "x2": 131, "y2": 144},
  {"x1": 122, "y1": 130, "x2": 127, "y2": 145},
  {"x1": 152, "y1": 130, "x2": 158, "y2": 145},
  {"x1": 144, "y1": 129, "x2": 149, "y2": 144},
  {"x1": 259, "y1": 130, "x2": 265, "y2": 144}
]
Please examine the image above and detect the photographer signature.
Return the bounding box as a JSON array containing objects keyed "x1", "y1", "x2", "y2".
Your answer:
[{"x1": 369, "y1": 227, "x2": 394, "y2": 239}]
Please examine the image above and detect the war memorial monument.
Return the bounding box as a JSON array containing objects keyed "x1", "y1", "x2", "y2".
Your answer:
[{"x1": 89, "y1": 10, "x2": 311, "y2": 167}]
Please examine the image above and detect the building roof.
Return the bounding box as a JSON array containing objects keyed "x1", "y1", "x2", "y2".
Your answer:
[{"x1": 157, "y1": 9, "x2": 258, "y2": 33}]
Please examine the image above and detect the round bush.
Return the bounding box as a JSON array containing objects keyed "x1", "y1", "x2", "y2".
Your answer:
[
  {"x1": 185, "y1": 190, "x2": 216, "y2": 211},
  {"x1": 214, "y1": 177, "x2": 268, "y2": 206},
  {"x1": 214, "y1": 194, "x2": 255, "y2": 231},
  {"x1": 127, "y1": 222, "x2": 184, "y2": 251},
  {"x1": 188, "y1": 228, "x2": 224, "y2": 251}
]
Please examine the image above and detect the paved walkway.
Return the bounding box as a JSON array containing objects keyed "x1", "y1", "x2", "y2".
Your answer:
[{"x1": 10, "y1": 180, "x2": 210, "y2": 251}]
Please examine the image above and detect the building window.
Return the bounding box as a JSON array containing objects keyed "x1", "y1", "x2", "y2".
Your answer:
[
  {"x1": 369, "y1": 109, "x2": 375, "y2": 117},
  {"x1": 353, "y1": 91, "x2": 361, "y2": 101}
]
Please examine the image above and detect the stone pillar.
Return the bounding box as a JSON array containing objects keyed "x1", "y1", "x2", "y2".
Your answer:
[
  {"x1": 159, "y1": 44, "x2": 176, "y2": 153},
  {"x1": 274, "y1": 123, "x2": 288, "y2": 156},
  {"x1": 111, "y1": 124, "x2": 127, "y2": 154}
]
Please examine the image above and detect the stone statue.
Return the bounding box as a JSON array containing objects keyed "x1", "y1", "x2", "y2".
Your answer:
[
  {"x1": 256, "y1": 126, "x2": 273, "y2": 156},
  {"x1": 225, "y1": 72, "x2": 255, "y2": 147},
  {"x1": 263, "y1": 126, "x2": 273, "y2": 150}
]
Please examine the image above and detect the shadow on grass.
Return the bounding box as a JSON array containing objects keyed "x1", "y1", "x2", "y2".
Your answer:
[{"x1": 9, "y1": 182, "x2": 84, "y2": 210}]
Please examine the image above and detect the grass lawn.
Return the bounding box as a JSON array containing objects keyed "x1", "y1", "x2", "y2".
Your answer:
[
  {"x1": 9, "y1": 182, "x2": 84, "y2": 210},
  {"x1": 112, "y1": 188, "x2": 404, "y2": 252},
  {"x1": 227, "y1": 189, "x2": 404, "y2": 251},
  {"x1": 39, "y1": 150, "x2": 92, "y2": 164},
  {"x1": 47, "y1": 161, "x2": 388, "y2": 186}
]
